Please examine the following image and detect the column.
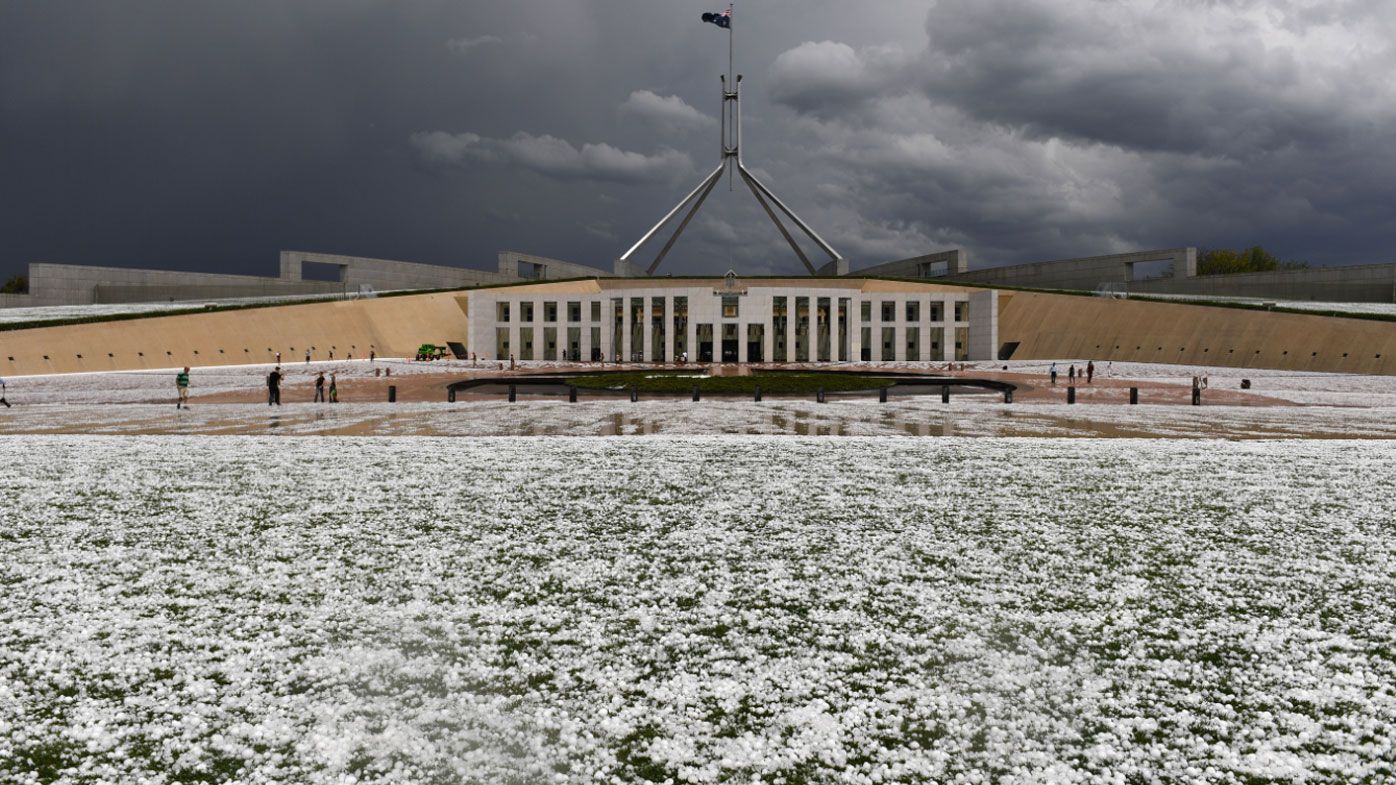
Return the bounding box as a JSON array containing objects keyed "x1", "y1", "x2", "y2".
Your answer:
[
  {"x1": 620, "y1": 297, "x2": 631, "y2": 363},
  {"x1": 941, "y1": 299, "x2": 954, "y2": 362},
  {"x1": 664, "y1": 296, "x2": 675, "y2": 364},
  {"x1": 921, "y1": 295, "x2": 932, "y2": 363},
  {"x1": 894, "y1": 297, "x2": 907, "y2": 362},
  {"x1": 601, "y1": 301, "x2": 613, "y2": 362},
  {"x1": 641, "y1": 295, "x2": 651, "y2": 362},
  {"x1": 850, "y1": 297, "x2": 862, "y2": 362},
  {"x1": 785, "y1": 290, "x2": 798, "y2": 364},
  {"x1": 581, "y1": 301, "x2": 593, "y2": 362},
  {"x1": 871, "y1": 297, "x2": 883, "y2": 363},
  {"x1": 762, "y1": 295, "x2": 774, "y2": 363}
]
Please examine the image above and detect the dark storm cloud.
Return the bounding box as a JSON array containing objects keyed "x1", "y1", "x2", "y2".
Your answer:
[
  {"x1": 1, "y1": 1, "x2": 1393, "y2": 282},
  {"x1": 765, "y1": 0, "x2": 1396, "y2": 266}
]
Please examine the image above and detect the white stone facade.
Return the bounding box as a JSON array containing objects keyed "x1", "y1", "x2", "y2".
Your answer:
[{"x1": 466, "y1": 283, "x2": 998, "y2": 363}]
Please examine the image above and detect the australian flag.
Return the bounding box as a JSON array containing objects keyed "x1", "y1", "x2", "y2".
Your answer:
[{"x1": 701, "y1": 8, "x2": 732, "y2": 29}]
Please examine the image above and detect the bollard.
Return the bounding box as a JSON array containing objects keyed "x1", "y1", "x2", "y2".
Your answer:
[
  {"x1": 1129, "y1": 387, "x2": 1139, "y2": 405},
  {"x1": 817, "y1": 386, "x2": 825, "y2": 404},
  {"x1": 878, "y1": 387, "x2": 888, "y2": 403},
  {"x1": 1067, "y1": 386, "x2": 1076, "y2": 404},
  {"x1": 629, "y1": 386, "x2": 638, "y2": 403},
  {"x1": 388, "y1": 385, "x2": 396, "y2": 403},
  {"x1": 941, "y1": 385, "x2": 950, "y2": 404},
  {"x1": 568, "y1": 386, "x2": 577, "y2": 403},
  {"x1": 1192, "y1": 387, "x2": 1201, "y2": 406},
  {"x1": 508, "y1": 384, "x2": 516, "y2": 403},
  {"x1": 1004, "y1": 388, "x2": 1013, "y2": 404},
  {"x1": 448, "y1": 388, "x2": 456, "y2": 403},
  {"x1": 692, "y1": 384, "x2": 700, "y2": 402},
  {"x1": 754, "y1": 385, "x2": 762, "y2": 402}
]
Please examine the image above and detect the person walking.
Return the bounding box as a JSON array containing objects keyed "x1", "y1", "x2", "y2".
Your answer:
[
  {"x1": 1049, "y1": 362, "x2": 1058, "y2": 386},
  {"x1": 1086, "y1": 360, "x2": 1095, "y2": 384},
  {"x1": 314, "y1": 372, "x2": 326, "y2": 402},
  {"x1": 328, "y1": 373, "x2": 338, "y2": 403},
  {"x1": 0, "y1": 376, "x2": 11, "y2": 408},
  {"x1": 267, "y1": 367, "x2": 282, "y2": 406},
  {"x1": 305, "y1": 349, "x2": 311, "y2": 364},
  {"x1": 369, "y1": 349, "x2": 376, "y2": 363},
  {"x1": 175, "y1": 366, "x2": 190, "y2": 409},
  {"x1": 1068, "y1": 364, "x2": 1076, "y2": 385},
  {"x1": 275, "y1": 351, "x2": 281, "y2": 365}
]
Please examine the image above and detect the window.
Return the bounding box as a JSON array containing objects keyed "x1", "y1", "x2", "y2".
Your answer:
[
  {"x1": 590, "y1": 301, "x2": 602, "y2": 322},
  {"x1": 544, "y1": 327, "x2": 558, "y2": 360},
  {"x1": 954, "y1": 301, "x2": 968, "y2": 321},
  {"x1": 673, "y1": 297, "x2": 689, "y2": 360},
  {"x1": 543, "y1": 301, "x2": 558, "y2": 322},
  {"x1": 881, "y1": 301, "x2": 896, "y2": 322},
  {"x1": 521, "y1": 302, "x2": 535, "y2": 322},
  {"x1": 929, "y1": 302, "x2": 943, "y2": 322},
  {"x1": 495, "y1": 327, "x2": 510, "y2": 359},
  {"x1": 860, "y1": 301, "x2": 871, "y2": 322},
  {"x1": 905, "y1": 301, "x2": 920, "y2": 322},
  {"x1": 722, "y1": 295, "x2": 739, "y2": 318},
  {"x1": 567, "y1": 301, "x2": 581, "y2": 322},
  {"x1": 651, "y1": 297, "x2": 667, "y2": 362},
  {"x1": 496, "y1": 302, "x2": 511, "y2": 322}
]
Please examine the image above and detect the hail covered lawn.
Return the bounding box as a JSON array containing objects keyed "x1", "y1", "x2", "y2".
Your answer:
[{"x1": 2, "y1": 437, "x2": 1394, "y2": 784}]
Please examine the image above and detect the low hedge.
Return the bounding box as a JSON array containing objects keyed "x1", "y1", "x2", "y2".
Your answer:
[{"x1": 567, "y1": 371, "x2": 898, "y2": 395}]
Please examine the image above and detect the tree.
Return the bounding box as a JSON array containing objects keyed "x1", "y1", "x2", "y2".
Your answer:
[
  {"x1": 1, "y1": 275, "x2": 27, "y2": 294},
  {"x1": 1197, "y1": 246, "x2": 1308, "y2": 276}
]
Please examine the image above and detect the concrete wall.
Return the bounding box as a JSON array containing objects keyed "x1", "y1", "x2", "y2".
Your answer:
[
  {"x1": 1127, "y1": 262, "x2": 1396, "y2": 302},
  {"x1": 887, "y1": 244, "x2": 1396, "y2": 303},
  {"x1": 1, "y1": 291, "x2": 471, "y2": 376},
  {"x1": 998, "y1": 290, "x2": 1396, "y2": 374},
  {"x1": 21, "y1": 263, "x2": 343, "y2": 307},
  {"x1": 495, "y1": 251, "x2": 613, "y2": 280},
  {"x1": 855, "y1": 250, "x2": 968, "y2": 279},
  {"x1": 7, "y1": 251, "x2": 525, "y2": 309},
  {"x1": 943, "y1": 248, "x2": 1195, "y2": 290},
  {"x1": 279, "y1": 251, "x2": 515, "y2": 290},
  {"x1": 968, "y1": 290, "x2": 998, "y2": 361}
]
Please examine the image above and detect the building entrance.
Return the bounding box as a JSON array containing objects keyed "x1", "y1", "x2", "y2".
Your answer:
[
  {"x1": 747, "y1": 324, "x2": 765, "y2": 362},
  {"x1": 721, "y1": 324, "x2": 739, "y2": 362},
  {"x1": 697, "y1": 324, "x2": 714, "y2": 362}
]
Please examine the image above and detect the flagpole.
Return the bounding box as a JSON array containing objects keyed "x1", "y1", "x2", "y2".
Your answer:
[{"x1": 729, "y1": 3, "x2": 734, "y2": 190}]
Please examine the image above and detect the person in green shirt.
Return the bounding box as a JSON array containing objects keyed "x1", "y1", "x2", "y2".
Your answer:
[{"x1": 176, "y1": 367, "x2": 190, "y2": 409}]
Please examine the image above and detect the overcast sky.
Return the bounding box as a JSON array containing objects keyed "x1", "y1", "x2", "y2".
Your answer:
[{"x1": 3, "y1": 0, "x2": 1394, "y2": 280}]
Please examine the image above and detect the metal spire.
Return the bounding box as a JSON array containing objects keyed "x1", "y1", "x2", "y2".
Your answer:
[{"x1": 617, "y1": 4, "x2": 843, "y2": 276}]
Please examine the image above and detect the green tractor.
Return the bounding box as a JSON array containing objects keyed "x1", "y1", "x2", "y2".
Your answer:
[{"x1": 414, "y1": 343, "x2": 448, "y2": 361}]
